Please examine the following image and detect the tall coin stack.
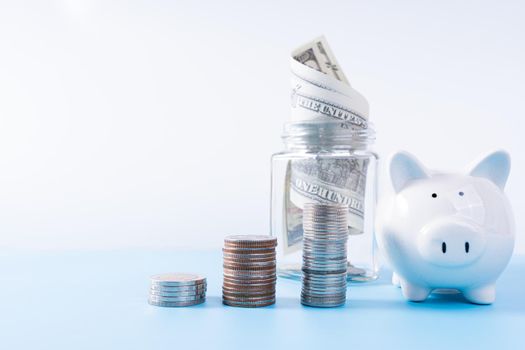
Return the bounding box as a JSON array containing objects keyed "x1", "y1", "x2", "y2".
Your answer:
[
  {"x1": 301, "y1": 203, "x2": 349, "y2": 307},
  {"x1": 223, "y1": 235, "x2": 277, "y2": 308},
  {"x1": 148, "y1": 273, "x2": 207, "y2": 307}
]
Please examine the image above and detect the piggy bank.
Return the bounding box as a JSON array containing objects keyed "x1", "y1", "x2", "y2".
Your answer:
[{"x1": 376, "y1": 150, "x2": 515, "y2": 304}]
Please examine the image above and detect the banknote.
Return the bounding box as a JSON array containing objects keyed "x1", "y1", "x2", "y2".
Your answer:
[
  {"x1": 290, "y1": 36, "x2": 369, "y2": 126},
  {"x1": 283, "y1": 36, "x2": 370, "y2": 254},
  {"x1": 292, "y1": 36, "x2": 349, "y2": 84},
  {"x1": 290, "y1": 157, "x2": 368, "y2": 233}
]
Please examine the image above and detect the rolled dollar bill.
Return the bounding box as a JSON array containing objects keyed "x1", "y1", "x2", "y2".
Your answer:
[{"x1": 290, "y1": 36, "x2": 369, "y2": 127}]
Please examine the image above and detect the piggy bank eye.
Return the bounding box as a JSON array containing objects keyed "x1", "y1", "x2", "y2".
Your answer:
[
  {"x1": 431, "y1": 193, "x2": 437, "y2": 198},
  {"x1": 459, "y1": 191, "x2": 464, "y2": 196}
]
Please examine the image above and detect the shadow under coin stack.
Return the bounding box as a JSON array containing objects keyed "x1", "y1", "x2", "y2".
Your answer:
[
  {"x1": 301, "y1": 203, "x2": 349, "y2": 307},
  {"x1": 222, "y1": 235, "x2": 277, "y2": 308},
  {"x1": 148, "y1": 273, "x2": 207, "y2": 307}
]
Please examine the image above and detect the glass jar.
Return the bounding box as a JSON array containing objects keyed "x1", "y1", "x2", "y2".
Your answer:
[{"x1": 270, "y1": 120, "x2": 379, "y2": 282}]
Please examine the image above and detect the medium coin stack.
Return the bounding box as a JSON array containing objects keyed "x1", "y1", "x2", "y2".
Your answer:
[
  {"x1": 223, "y1": 235, "x2": 277, "y2": 308},
  {"x1": 301, "y1": 203, "x2": 349, "y2": 307},
  {"x1": 148, "y1": 273, "x2": 207, "y2": 307}
]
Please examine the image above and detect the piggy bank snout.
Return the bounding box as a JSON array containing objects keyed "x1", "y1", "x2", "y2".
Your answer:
[{"x1": 418, "y1": 219, "x2": 486, "y2": 267}]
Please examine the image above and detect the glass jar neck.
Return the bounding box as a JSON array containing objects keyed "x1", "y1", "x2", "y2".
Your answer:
[{"x1": 282, "y1": 120, "x2": 375, "y2": 152}]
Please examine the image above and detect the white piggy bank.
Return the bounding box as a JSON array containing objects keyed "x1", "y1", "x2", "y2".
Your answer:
[{"x1": 376, "y1": 150, "x2": 515, "y2": 304}]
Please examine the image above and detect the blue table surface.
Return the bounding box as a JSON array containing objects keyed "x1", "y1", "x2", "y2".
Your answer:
[{"x1": 1, "y1": 250, "x2": 524, "y2": 349}]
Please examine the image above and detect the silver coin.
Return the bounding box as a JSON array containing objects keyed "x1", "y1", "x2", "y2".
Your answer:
[
  {"x1": 301, "y1": 298, "x2": 346, "y2": 306},
  {"x1": 301, "y1": 294, "x2": 346, "y2": 303},
  {"x1": 149, "y1": 289, "x2": 206, "y2": 298},
  {"x1": 149, "y1": 292, "x2": 206, "y2": 299},
  {"x1": 303, "y1": 270, "x2": 347, "y2": 276},
  {"x1": 150, "y1": 273, "x2": 206, "y2": 286},
  {"x1": 303, "y1": 251, "x2": 347, "y2": 257},
  {"x1": 303, "y1": 220, "x2": 348, "y2": 225},
  {"x1": 302, "y1": 277, "x2": 346, "y2": 284},
  {"x1": 303, "y1": 238, "x2": 347, "y2": 243},
  {"x1": 303, "y1": 244, "x2": 347, "y2": 249},
  {"x1": 303, "y1": 241, "x2": 347, "y2": 247},
  {"x1": 150, "y1": 285, "x2": 207, "y2": 292},
  {"x1": 303, "y1": 236, "x2": 348, "y2": 243},
  {"x1": 303, "y1": 256, "x2": 347, "y2": 262},
  {"x1": 301, "y1": 300, "x2": 345, "y2": 308},
  {"x1": 304, "y1": 227, "x2": 347, "y2": 231},
  {"x1": 303, "y1": 221, "x2": 348, "y2": 227},
  {"x1": 150, "y1": 283, "x2": 207, "y2": 292},
  {"x1": 302, "y1": 289, "x2": 346, "y2": 296},
  {"x1": 302, "y1": 283, "x2": 346, "y2": 290},
  {"x1": 303, "y1": 226, "x2": 348, "y2": 231},
  {"x1": 302, "y1": 273, "x2": 346, "y2": 280},
  {"x1": 302, "y1": 282, "x2": 347, "y2": 293},
  {"x1": 150, "y1": 280, "x2": 206, "y2": 287},
  {"x1": 302, "y1": 271, "x2": 346, "y2": 277},
  {"x1": 302, "y1": 266, "x2": 348, "y2": 273},
  {"x1": 303, "y1": 259, "x2": 346, "y2": 264},
  {"x1": 303, "y1": 249, "x2": 346, "y2": 255},
  {"x1": 149, "y1": 294, "x2": 206, "y2": 302},
  {"x1": 302, "y1": 277, "x2": 346, "y2": 282},
  {"x1": 302, "y1": 281, "x2": 347, "y2": 289},
  {"x1": 303, "y1": 254, "x2": 347, "y2": 260},
  {"x1": 303, "y1": 222, "x2": 348, "y2": 228},
  {"x1": 303, "y1": 242, "x2": 346, "y2": 246},
  {"x1": 304, "y1": 237, "x2": 347, "y2": 242},
  {"x1": 302, "y1": 284, "x2": 346, "y2": 291},
  {"x1": 302, "y1": 264, "x2": 348, "y2": 271},
  {"x1": 303, "y1": 266, "x2": 347, "y2": 272},
  {"x1": 303, "y1": 254, "x2": 346, "y2": 260},
  {"x1": 302, "y1": 290, "x2": 347, "y2": 297},
  {"x1": 148, "y1": 298, "x2": 205, "y2": 307}
]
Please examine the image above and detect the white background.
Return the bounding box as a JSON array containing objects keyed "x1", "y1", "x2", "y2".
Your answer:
[{"x1": 0, "y1": 0, "x2": 523, "y2": 253}]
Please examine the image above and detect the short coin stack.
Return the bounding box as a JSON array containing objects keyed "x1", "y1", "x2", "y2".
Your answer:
[
  {"x1": 148, "y1": 273, "x2": 207, "y2": 307},
  {"x1": 301, "y1": 203, "x2": 349, "y2": 307},
  {"x1": 223, "y1": 235, "x2": 277, "y2": 308}
]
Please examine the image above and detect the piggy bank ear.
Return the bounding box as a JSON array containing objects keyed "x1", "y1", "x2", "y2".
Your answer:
[
  {"x1": 389, "y1": 151, "x2": 429, "y2": 193},
  {"x1": 467, "y1": 150, "x2": 511, "y2": 189}
]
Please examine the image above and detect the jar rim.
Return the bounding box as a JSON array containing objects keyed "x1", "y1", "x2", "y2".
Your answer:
[{"x1": 282, "y1": 120, "x2": 375, "y2": 150}]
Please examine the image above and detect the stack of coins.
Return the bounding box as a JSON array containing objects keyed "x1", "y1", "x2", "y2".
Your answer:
[
  {"x1": 148, "y1": 273, "x2": 207, "y2": 307},
  {"x1": 301, "y1": 203, "x2": 349, "y2": 307},
  {"x1": 222, "y1": 235, "x2": 277, "y2": 308}
]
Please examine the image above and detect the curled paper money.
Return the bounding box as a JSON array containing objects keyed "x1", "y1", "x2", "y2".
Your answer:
[
  {"x1": 284, "y1": 36, "x2": 370, "y2": 254},
  {"x1": 290, "y1": 36, "x2": 369, "y2": 128}
]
